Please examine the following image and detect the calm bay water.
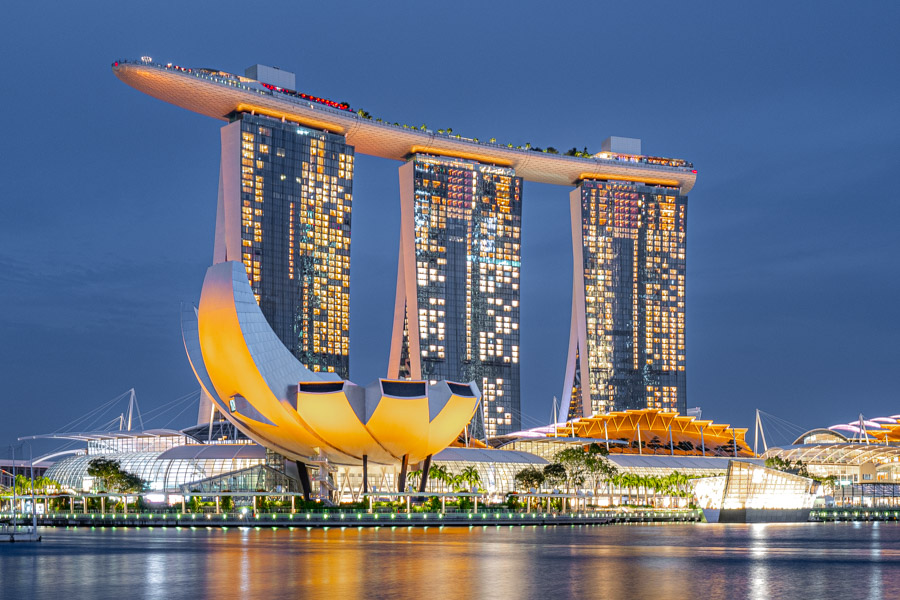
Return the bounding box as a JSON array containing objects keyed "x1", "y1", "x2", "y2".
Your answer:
[{"x1": 1, "y1": 523, "x2": 897, "y2": 599}]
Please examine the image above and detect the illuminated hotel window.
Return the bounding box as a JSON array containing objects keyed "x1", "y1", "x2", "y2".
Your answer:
[
  {"x1": 395, "y1": 155, "x2": 523, "y2": 437},
  {"x1": 235, "y1": 114, "x2": 354, "y2": 378},
  {"x1": 564, "y1": 180, "x2": 688, "y2": 417}
]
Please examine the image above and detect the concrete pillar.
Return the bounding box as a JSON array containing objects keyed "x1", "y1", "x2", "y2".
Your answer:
[
  {"x1": 362, "y1": 455, "x2": 368, "y2": 495},
  {"x1": 216, "y1": 496, "x2": 220, "y2": 514},
  {"x1": 418, "y1": 455, "x2": 433, "y2": 493},
  {"x1": 398, "y1": 455, "x2": 409, "y2": 492},
  {"x1": 297, "y1": 463, "x2": 313, "y2": 501}
]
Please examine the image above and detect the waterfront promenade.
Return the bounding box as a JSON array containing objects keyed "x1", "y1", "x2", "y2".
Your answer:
[{"x1": 0, "y1": 508, "x2": 700, "y2": 528}]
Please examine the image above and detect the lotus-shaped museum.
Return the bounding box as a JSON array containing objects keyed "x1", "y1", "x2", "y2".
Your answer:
[{"x1": 182, "y1": 261, "x2": 480, "y2": 467}]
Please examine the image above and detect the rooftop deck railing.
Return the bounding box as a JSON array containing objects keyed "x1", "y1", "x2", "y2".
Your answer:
[{"x1": 114, "y1": 59, "x2": 695, "y2": 174}]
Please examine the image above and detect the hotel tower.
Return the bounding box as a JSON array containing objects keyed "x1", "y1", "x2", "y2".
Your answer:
[
  {"x1": 213, "y1": 66, "x2": 354, "y2": 378},
  {"x1": 112, "y1": 58, "x2": 696, "y2": 436},
  {"x1": 388, "y1": 155, "x2": 523, "y2": 437},
  {"x1": 560, "y1": 138, "x2": 688, "y2": 419}
]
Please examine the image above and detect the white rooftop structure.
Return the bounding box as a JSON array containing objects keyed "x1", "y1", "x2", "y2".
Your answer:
[{"x1": 244, "y1": 64, "x2": 295, "y2": 90}]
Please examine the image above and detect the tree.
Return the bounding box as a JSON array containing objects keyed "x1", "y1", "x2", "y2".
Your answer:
[
  {"x1": 546, "y1": 147, "x2": 559, "y2": 154},
  {"x1": 407, "y1": 468, "x2": 423, "y2": 491},
  {"x1": 817, "y1": 474, "x2": 838, "y2": 495},
  {"x1": 87, "y1": 458, "x2": 147, "y2": 493},
  {"x1": 585, "y1": 447, "x2": 617, "y2": 498},
  {"x1": 676, "y1": 440, "x2": 695, "y2": 453},
  {"x1": 220, "y1": 495, "x2": 234, "y2": 512},
  {"x1": 459, "y1": 466, "x2": 481, "y2": 491},
  {"x1": 646, "y1": 436, "x2": 665, "y2": 454},
  {"x1": 543, "y1": 463, "x2": 567, "y2": 489},
  {"x1": 666, "y1": 471, "x2": 692, "y2": 498},
  {"x1": 515, "y1": 467, "x2": 544, "y2": 491},
  {"x1": 565, "y1": 147, "x2": 578, "y2": 156},
  {"x1": 765, "y1": 456, "x2": 809, "y2": 477},
  {"x1": 553, "y1": 447, "x2": 588, "y2": 491},
  {"x1": 429, "y1": 464, "x2": 452, "y2": 492},
  {"x1": 620, "y1": 473, "x2": 640, "y2": 504}
]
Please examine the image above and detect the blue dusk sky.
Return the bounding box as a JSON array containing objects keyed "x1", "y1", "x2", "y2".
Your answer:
[{"x1": 1, "y1": 1, "x2": 898, "y2": 453}]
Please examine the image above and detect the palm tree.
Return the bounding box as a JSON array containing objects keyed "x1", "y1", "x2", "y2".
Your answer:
[
  {"x1": 407, "y1": 469, "x2": 423, "y2": 491},
  {"x1": 429, "y1": 464, "x2": 451, "y2": 492},
  {"x1": 460, "y1": 466, "x2": 481, "y2": 491}
]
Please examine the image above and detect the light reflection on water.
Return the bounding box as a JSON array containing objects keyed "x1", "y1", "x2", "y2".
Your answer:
[{"x1": 3, "y1": 523, "x2": 900, "y2": 599}]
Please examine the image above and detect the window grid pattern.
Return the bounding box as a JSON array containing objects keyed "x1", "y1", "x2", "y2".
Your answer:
[
  {"x1": 574, "y1": 180, "x2": 687, "y2": 416},
  {"x1": 45, "y1": 452, "x2": 266, "y2": 493},
  {"x1": 238, "y1": 114, "x2": 354, "y2": 378},
  {"x1": 400, "y1": 155, "x2": 523, "y2": 438}
]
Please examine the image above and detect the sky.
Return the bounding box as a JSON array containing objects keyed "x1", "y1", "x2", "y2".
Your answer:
[{"x1": 1, "y1": 0, "x2": 898, "y2": 456}]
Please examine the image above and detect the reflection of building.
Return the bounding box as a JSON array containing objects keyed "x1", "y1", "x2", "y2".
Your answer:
[
  {"x1": 561, "y1": 154, "x2": 688, "y2": 418},
  {"x1": 389, "y1": 156, "x2": 523, "y2": 438},
  {"x1": 215, "y1": 111, "x2": 354, "y2": 377}
]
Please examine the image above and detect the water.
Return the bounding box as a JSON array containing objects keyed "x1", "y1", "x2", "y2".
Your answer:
[{"x1": 1, "y1": 522, "x2": 897, "y2": 599}]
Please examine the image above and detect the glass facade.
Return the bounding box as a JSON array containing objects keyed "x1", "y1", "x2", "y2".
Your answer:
[
  {"x1": 565, "y1": 180, "x2": 688, "y2": 417},
  {"x1": 395, "y1": 155, "x2": 523, "y2": 438},
  {"x1": 235, "y1": 114, "x2": 354, "y2": 378},
  {"x1": 45, "y1": 452, "x2": 266, "y2": 493}
]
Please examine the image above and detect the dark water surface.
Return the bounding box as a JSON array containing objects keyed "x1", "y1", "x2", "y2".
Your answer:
[{"x1": 1, "y1": 522, "x2": 897, "y2": 599}]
